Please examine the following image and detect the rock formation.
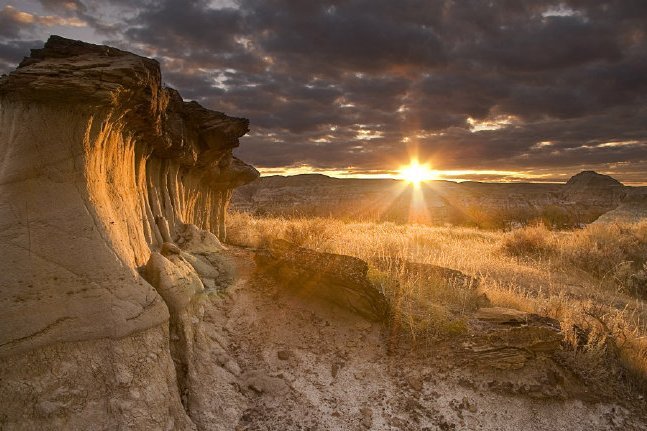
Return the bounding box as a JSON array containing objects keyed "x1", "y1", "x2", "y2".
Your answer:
[
  {"x1": 561, "y1": 170, "x2": 626, "y2": 208},
  {"x1": 0, "y1": 36, "x2": 257, "y2": 429},
  {"x1": 467, "y1": 307, "x2": 563, "y2": 371},
  {"x1": 370, "y1": 257, "x2": 479, "y2": 290},
  {"x1": 255, "y1": 239, "x2": 389, "y2": 321},
  {"x1": 594, "y1": 189, "x2": 647, "y2": 224}
]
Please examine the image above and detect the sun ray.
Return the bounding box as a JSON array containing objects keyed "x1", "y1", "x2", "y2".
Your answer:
[{"x1": 398, "y1": 160, "x2": 437, "y2": 187}]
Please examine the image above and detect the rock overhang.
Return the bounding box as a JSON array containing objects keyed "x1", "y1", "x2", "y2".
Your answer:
[
  {"x1": 0, "y1": 35, "x2": 258, "y2": 356},
  {"x1": 0, "y1": 35, "x2": 259, "y2": 187}
]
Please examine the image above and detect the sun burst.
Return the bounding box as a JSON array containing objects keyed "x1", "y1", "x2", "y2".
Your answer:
[{"x1": 398, "y1": 160, "x2": 436, "y2": 186}]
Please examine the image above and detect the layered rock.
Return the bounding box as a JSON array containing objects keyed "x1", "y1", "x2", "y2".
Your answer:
[
  {"x1": 0, "y1": 36, "x2": 257, "y2": 429},
  {"x1": 467, "y1": 307, "x2": 563, "y2": 371},
  {"x1": 370, "y1": 257, "x2": 479, "y2": 290},
  {"x1": 255, "y1": 239, "x2": 389, "y2": 321}
]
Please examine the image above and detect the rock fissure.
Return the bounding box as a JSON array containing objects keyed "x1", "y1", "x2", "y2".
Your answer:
[{"x1": 0, "y1": 317, "x2": 75, "y2": 349}]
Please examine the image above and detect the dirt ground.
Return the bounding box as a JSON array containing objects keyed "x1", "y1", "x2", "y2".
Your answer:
[{"x1": 190, "y1": 247, "x2": 647, "y2": 431}]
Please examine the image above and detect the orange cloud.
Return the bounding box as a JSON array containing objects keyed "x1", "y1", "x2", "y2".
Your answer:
[{"x1": 1, "y1": 5, "x2": 86, "y2": 28}]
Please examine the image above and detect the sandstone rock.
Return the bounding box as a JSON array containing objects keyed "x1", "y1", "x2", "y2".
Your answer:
[
  {"x1": 0, "y1": 35, "x2": 257, "y2": 357},
  {"x1": 201, "y1": 278, "x2": 217, "y2": 290},
  {"x1": 561, "y1": 170, "x2": 626, "y2": 208},
  {"x1": 161, "y1": 242, "x2": 182, "y2": 256},
  {"x1": 157, "y1": 216, "x2": 174, "y2": 243},
  {"x1": 142, "y1": 252, "x2": 204, "y2": 314},
  {"x1": 371, "y1": 257, "x2": 479, "y2": 289},
  {"x1": 0, "y1": 325, "x2": 196, "y2": 430},
  {"x1": 177, "y1": 223, "x2": 225, "y2": 254},
  {"x1": 564, "y1": 170, "x2": 623, "y2": 189},
  {"x1": 0, "y1": 36, "x2": 257, "y2": 429},
  {"x1": 179, "y1": 251, "x2": 220, "y2": 279},
  {"x1": 467, "y1": 307, "x2": 562, "y2": 369},
  {"x1": 255, "y1": 239, "x2": 389, "y2": 321}
]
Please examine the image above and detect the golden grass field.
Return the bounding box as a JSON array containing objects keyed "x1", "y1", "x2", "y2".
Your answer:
[{"x1": 227, "y1": 212, "x2": 647, "y2": 390}]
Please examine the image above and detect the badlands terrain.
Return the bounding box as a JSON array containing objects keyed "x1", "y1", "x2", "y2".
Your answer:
[
  {"x1": 0, "y1": 36, "x2": 646, "y2": 431},
  {"x1": 232, "y1": 170, "x2": 647, "y2": 228}
]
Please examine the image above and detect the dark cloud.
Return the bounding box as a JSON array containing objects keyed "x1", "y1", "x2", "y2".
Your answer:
[
  {"x1": 125, "y1": 0, "x2": 243, "y2": 54},
  {"x1": 3, "y1": 0, "x2": 647, "y2": 183},
  {"x1": 0, "y1": 39, "x2": 40, "y2": 70},
  {"x1": 0, "y1": 6, "x2": 28, "y2": 39},
  {"x1": 244, "y1": 1, "x2": 447, "y2": 75}
]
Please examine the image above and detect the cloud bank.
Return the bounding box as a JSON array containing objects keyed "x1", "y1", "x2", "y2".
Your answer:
[{"x1": 2, "y1": 0, "x2": 646, "y2": 183}]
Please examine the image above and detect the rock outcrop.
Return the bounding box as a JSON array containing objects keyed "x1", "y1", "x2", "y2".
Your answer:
[
  {"x1": 467, "y1": 307, "x2": 563, "y2": 371},
  {"x1": 255, "y1": 239, "x2": 389, "y2": 321},
  {"x1": 594, "y1": 190, "x2": 647, "y2": 224},
  {"x1": 370, "y1": 257, "x2": 479, "y2": 290},
  {"x1": 0, "y1": 36, "x2": 257, "y2": 429}
]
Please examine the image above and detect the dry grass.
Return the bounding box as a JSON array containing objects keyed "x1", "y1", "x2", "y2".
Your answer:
[
  {"x1": 227, "y1": 211, "x2": 647, "y2": 388},
  {"x1": 501, "y1": 221, "x2": 647, "y2": 296}
]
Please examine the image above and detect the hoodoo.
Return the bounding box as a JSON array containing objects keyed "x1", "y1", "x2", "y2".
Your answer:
[{"x1": 0, "y1": 36, "x2": 258, "y2": 429}]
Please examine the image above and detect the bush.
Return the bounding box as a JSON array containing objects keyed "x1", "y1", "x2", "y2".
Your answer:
[
  {"x1": 499, "y1": 221, "x2": 647, "y2": 298},
  {"x1": 283, "y1": 218, "x2": 334, "y2": 248},
  {"x1": 560, "y1": 222, "x2": 647, "y2": 290},
  {"x1": 500, "y1": 224, "x2": 555, "y2": 258}
]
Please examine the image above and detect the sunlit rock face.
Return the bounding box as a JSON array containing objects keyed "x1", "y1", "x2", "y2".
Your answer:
[{"x1": 0, "y1": 36, "x2": 257, "y2": 429}]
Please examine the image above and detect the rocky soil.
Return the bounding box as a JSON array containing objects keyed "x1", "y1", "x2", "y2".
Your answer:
[{"x1": 172, "y1": 246, "x2": 647, "y2": 430}]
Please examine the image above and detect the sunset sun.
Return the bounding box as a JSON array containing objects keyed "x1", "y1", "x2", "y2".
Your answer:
[{"x1": 398, "y1": 160, "x2": 436, "y2": 186}]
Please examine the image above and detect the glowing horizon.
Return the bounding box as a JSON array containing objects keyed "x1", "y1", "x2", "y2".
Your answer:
[{"x1": 254, "y1": 165, "x2": 647, "y2": 186}]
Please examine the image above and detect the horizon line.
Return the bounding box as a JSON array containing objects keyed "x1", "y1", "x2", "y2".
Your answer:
[{"x1": 256, "y1": 168, "x2": 647, "y2": 187}]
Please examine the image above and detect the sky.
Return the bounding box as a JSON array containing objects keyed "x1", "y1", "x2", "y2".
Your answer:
[{"x1": 1, "y1": 0, "x2": 646, "y2": 184}]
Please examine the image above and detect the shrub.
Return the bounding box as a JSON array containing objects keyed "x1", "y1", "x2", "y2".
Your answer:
[
  {"x1": 283, "y1": 218, "x2": 334, "y2": 248},
  {"x1": 500, "y1": 223, "x2": 555, "y2": 258},
  {"x1": 559, "y1": 222, "x2": 647, "y2": 291}
]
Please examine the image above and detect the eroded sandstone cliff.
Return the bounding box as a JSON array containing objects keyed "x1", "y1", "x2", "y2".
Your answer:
[{"x1": 0, "y1": 36, "x2": 257, "y2": 429}]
